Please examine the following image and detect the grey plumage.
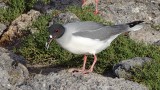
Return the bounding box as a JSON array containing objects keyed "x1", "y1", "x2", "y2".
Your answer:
[
  {"x1": 71, "y1": 21, "x2": 144, "y2": 41},
  {"x1": 66, "y1": 21, "x2": 105, "y2": 32},
  {"x1": 73, "y1": 24, "x2": 129, "y2": 41}
]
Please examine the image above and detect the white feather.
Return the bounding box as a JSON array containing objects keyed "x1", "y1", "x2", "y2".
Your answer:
[
  {"x1": 129, "y1": 24, "x2": 143, "y2": 31},
  {"x1": 58, "y1": 34, "x2": 119, "y2": 55}
]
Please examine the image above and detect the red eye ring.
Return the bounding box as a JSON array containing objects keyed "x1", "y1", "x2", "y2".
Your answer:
[{"x1": 55, "y1": 29, "x2": 59, "y2": 32}]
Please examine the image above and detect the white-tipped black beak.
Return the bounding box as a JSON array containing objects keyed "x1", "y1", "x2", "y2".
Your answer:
[
  {"x1": 45, "y1": 42, "x2": 50, "y2": 50},
  {"x1": 45, "y1": 35, "x2": 53, "y2": 50}
]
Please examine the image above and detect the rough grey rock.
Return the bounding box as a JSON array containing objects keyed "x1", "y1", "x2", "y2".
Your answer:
[
  {"x1": 33, "y1": 0, "x2": 55, "y2": 14},
  {"x1": 0, "y1": 10, "x2": 41, "y2": 44},
  {"x1": 49, "y1": 12, "x2": 80, "y2": 26},
  {"x1": 0, "y1": 2, "x2": 8, "y2": 8},
  {"x1": 99, "y1": 0, "x2": 160, "y2": 25},
  {"x1": 0, "y1": 47, "x2": 148, "y2": 90},
  {"x1": 129, "y1": 24, "x2": 160, "y2": 45},
  {"x1": 0, "y1": 47, "x2": 29, "y2": 90},
  {"x1": 17, "y1": 70, "x2": 148, "y2": 90},
  {"x1": 113, "y1": 57, "x2": 152, "y2": 79},
  {"x1": 154, "y1": 40, "x2": 160, "y2": 45},
  {"x1": 33, "y1": 0, "x2": 82, "y2": 14},
  {"x1": 51, "y1": 0, "x2": 81, "y2": 10},
  {"x1": 58, "y1": 12, "x2": 80, "y2": 23},
  {"x1": 0, "y1": 23, "x2": 6, "y2": 36}
]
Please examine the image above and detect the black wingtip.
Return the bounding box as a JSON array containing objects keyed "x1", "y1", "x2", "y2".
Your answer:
[{"x1": 127, "y1": 21, "x2": 144, "y2": 28}]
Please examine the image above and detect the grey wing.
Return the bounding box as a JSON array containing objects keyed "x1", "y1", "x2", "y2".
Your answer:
[
  {"x1": 66, "y1": 21, "x2": 105, "y2": 31},
  {"x1": 73, "y1": 24, "x2": 129, "y2": 41}
]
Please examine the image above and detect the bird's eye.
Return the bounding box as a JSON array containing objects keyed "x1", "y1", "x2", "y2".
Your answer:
[{"x1": 55, "y1": 29, "x2": 59, "y2": 33}]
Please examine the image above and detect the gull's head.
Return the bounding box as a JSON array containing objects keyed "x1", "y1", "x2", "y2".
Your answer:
[{"x1": 45, "y1": 24, "x2": 65, "y2": 49}]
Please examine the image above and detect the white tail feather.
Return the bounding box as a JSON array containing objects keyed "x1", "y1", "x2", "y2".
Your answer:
[{"x1": 129, "y1": 24, "x2": 143, "y2": 31}]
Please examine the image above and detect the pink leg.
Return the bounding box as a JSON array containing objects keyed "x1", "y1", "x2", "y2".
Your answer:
[
  {"x1": 94, "y1": 0, "x2": 99, "y2": 14},
  {"x1": 82, "y1": 0, "x2": 86, "y2": 5},
  {"x1": 71, "y1": 54, "x2": 97, "y2": 74},
  {"x1": 88, "y1": 54, "x2": 97, "y2": 72},
  {"x1": 83, "y1": 54, "x2": 97, "y2": 74},
  {"x1": 71, "y1": 55, "x2": 87, "y2": 73},
  {"x1": 81, "y1": 55, "x2": 87, "y2": 71}
]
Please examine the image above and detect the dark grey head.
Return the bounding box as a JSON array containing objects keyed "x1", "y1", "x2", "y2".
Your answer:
[
  {"x1": 45, "y1": 24, "x2": 65, "y2": 49},
  {"x1": 48, "y1": 24, "x2": 65, "y2": 39}
]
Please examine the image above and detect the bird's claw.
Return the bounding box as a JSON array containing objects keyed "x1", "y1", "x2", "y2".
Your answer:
[
  {"x1": 69, "y1": 68, "x2": 92, "y2": 74},
  {"x1": 94, "y1": 10, "x2": 99, "y2": 15}
]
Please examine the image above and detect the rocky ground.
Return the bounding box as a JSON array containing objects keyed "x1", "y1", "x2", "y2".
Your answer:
[
  {"x1": 0, "y1": 47, "x2": 148, "y2": 90},
  {"x1": 0, "y1": 0, "x2": 160, "y2": 90}
]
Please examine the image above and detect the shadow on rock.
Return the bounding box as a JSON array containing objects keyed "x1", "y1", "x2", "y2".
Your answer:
[{"x1": 27, "y1": 56, "x2": 83, "y2": 75}]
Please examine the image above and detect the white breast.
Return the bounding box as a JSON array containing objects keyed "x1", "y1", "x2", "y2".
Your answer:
[
  {"x1": 59, "y1": 34, "x2": 120, "y2": 55},
  {"x1": 56, "y1": 23, "x2": 120, "y2": 55}
]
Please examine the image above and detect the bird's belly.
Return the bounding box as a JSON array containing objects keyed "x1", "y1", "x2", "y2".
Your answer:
[{"x1": 63, "y1": 36, "x2": 110, "y2": 55}]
